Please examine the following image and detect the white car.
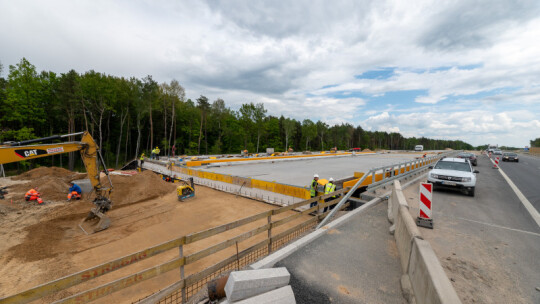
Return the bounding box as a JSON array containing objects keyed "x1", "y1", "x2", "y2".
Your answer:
[{"x1": 427, "y1": 157, "x2": 479, "y2": 196}]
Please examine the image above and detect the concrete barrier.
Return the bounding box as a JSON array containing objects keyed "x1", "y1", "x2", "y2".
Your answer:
[
  {"x1": 388, "y1": 180, "x2": 410, "y2": 224},
  {"x1": 224, "y1": 268, "x2": 290, "y2": 302},
  {"x1": 222, "y1": 285, "x2": 296, "y2": 304},
  {"x1": 391, "y1": 180, "x2": 461, "y2": 304},
  {"x1": 408, "y1": 238, "x2": 461, "y2": 304},
  {"x1": 395, "y1": 205, "x2": 423, "y2": 273}
]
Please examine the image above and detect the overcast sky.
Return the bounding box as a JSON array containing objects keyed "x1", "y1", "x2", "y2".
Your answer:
[{"x1": 1, "y1": 0, "x2": 539, "y2": 147}]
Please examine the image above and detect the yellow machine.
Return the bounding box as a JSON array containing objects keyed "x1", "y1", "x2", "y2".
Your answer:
[
  {"x1": 0, "y1": 131, "x2": 113, "y2": 234},
  {"x1": 176, "y1": 177, "x2": 195, "y2": 201}
]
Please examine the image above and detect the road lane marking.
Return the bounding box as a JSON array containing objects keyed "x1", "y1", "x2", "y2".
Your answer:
[
  {"x1": 456, "y1": 217, "x2": 540, "y2": 237},
  {"x1": 488, "y1": 157, "x2": 540, "y2": 227}
]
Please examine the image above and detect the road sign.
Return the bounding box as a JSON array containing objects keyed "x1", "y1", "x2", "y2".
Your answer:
[{"x1": 416, "y1": 183, "x2": 433, "y2": 229}]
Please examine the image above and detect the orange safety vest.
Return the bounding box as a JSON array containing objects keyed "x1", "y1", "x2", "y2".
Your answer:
[{"x1": 26, "y1": 189, "x2": 39, "y2": 197}]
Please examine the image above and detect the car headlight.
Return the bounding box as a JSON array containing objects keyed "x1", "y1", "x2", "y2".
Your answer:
[
  {"x1": 430, "y1": 174, "x2": 439, "y2": 179},
  {"x1": 461, "y1": 177, "x2": 471, "y2": 182}
]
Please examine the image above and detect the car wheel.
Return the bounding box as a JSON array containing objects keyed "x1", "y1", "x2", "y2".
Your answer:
[
  {"x1": 516, "y1": 160, "x2": 519, "y2": 162},
  {"x1": 467, "y1": 188, "x2": 475, "y2": 197}
]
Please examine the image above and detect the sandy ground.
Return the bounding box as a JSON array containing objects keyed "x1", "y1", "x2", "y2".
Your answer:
[{"x1": 0, "y1": 168, "x2": 309, "y2": 303}]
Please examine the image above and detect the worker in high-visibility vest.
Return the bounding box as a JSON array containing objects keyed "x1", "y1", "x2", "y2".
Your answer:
[
  {"x1": 309, "y1": 174, "x2": 319, "y2": 207},
  {"x1": 25, "y1": 187, "x2": 43, "y2": 204},
  {"x1": 154, "y1": 146, "x2": 160, "y2": 160},
  {"x1": 323, "y1": 177, "x2": 337, "y2": 212}
]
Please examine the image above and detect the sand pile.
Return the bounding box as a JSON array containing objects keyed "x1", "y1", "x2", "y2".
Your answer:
[
  {"x1": 104, "y1": 170, "x2": 178, "y2": 207},
  {"x1": 363, "y1": 149, "x2": 372, "y2": 152},
  {"x1": 13, "y1": 167, "x2": 87, "y2": 183},
  {"x1": 9, "y1": 177, "x2": 74, "y2": 201},
  {"x1": 8, "y1": 210, "x2": 87, "y2": 262}
]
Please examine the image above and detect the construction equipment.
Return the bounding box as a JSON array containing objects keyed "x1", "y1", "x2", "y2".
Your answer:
[
  {"x1": 0, "y1": 186, "x2": 7, "y2": 199},
  {"x1": 0, "y1": 131, "x2": 113, "y2": 234},
  {"x1": 177, "y1": 177, "x2": 195, "y2": 201}
]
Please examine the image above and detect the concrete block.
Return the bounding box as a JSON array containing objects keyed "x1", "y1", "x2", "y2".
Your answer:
[
  {"x1": 230, "y1": 285, "x2": 295, "y2": 304},
  {"x1": 400, "y1": 274, "x2": 416, "y2": 304},
  {"x1": 224, "y1": 268, "x2": 290, "y2": 302},
  {"x1": 395, "y1": 205, "x2": 423, "y2": 273},
  {"x1": 391, "y1": 181, "x2": 410, "y2": 223},
  {"x1": 408, "y1": 238, "x2": 461, "y2": 304},
  {"x1": 388, "y1": 187, "x2": 396, "y2": 223}
]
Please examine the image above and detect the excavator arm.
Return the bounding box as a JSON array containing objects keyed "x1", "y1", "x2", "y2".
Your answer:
[{"x1": 0, "y1": 131, "x2": 113, "y2": 234}]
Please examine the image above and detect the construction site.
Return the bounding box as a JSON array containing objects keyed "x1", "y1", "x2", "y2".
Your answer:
[{"x1": 0, "y1": 134, "x2": 442, "y2": 304}]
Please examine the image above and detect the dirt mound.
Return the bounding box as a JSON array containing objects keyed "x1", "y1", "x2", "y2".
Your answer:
[
  {"x1": 13, "y1": 167, "x2": 87, "y2": 183},
  {"x1": 363, "y1": 149, "x2": 372, "y2": 152},
  {"x1": 7, "y1": 211, "x2": 86, "y2": 262},
  {"x1": 104, "y1": 170, "x2": 178, "y2": 207},
  {"x1": 9, "y1": 177, "x2": 74, "y2": 202}
]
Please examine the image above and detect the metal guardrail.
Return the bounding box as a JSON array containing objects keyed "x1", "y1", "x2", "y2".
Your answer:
[{"x1": 317, "y1": 150, "x2": 457, "y2": 229}]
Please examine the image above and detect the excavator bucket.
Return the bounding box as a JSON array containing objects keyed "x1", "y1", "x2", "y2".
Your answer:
[{"x1": 79, "y1": 208, "x2": 111, "y2": 235}]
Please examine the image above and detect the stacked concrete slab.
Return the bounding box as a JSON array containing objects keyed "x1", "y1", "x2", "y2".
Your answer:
[{"x1": 222, "y1": 268, "x2": 295, "y2": 304}]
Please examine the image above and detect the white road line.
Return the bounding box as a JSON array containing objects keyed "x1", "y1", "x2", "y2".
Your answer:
[
  {"x1": 456, "y1": 217, "x2": 540, "y2": 237},
  {"x1": 488, "y1": 157, "x2": 540, "y2": 227}
]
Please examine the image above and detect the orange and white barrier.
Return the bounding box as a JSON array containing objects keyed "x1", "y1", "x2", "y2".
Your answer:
[{"x1": 416, "y1": 183, "x2": 433, "y2": 229}]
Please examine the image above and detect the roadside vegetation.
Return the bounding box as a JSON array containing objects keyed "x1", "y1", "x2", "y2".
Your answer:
[{"x1": 0, "y1": 58, "x2": 473, "y2": 172}]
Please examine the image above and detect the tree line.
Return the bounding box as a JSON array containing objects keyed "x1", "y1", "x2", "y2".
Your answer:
[{"x1": 0, "y1": 58, "x2": 473, "y2": 171}]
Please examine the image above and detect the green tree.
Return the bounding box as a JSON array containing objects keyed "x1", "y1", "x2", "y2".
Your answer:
[
  {"x1": 301, "y1": 119, "x2": 317, "y2": 150},
  {"x1": 3, "y1": 58, "x2": 44, "y2": 140},
  {"x1": 253, "y1": 103, "x2": 267, "y2": 153},
  {"x1": 282, "y1": 118, "x2": 296, "y2": 151},
  {"x1": 239, "y1": 103, "x2": 255, "y2": 150},
  {"x1": 316, "y1": 121, "x2": 328, "y2": 150},
  {"x1": 196, "y1": 95, "x2": 210, "y2": 154}
]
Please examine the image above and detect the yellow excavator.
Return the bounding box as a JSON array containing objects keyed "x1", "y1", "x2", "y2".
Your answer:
[{"x1": 0, "y1": 131, "x2": 113, "y2": 234}]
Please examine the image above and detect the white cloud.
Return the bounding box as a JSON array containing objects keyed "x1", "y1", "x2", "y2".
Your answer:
[
  {"x1": 0, "y1": 0, "x2": 539, "y2": 147},
  {"x1": 363, "y1": 110, "x2": 540, "y2": 147}
]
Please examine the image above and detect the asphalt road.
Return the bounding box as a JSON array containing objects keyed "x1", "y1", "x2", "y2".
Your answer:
[
  {"x1": 497, "y1": 153, "x2": 540, "y2": 213},
  {"x1": 405, "y1": 155, "x2": 540, "y2": 303},
  {"x1": 275, "y1": 203, "x2": 406, "y2": 304}
]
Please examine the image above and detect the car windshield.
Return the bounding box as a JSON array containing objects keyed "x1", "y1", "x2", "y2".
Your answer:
[
  {"x1": 504, "y1": 153, "x2": 517, "y2": 156},
  {"x1": 434, "y1": 161, "x2": 471, "y2": 172},
  {"x1": 458, "y1": 153, "x2": 472, "y2": 157}
]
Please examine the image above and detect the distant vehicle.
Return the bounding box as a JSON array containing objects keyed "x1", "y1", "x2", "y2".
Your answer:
[
  {"x1": 493, "y1": 149, "x2": 503, "y2": 155},
  {"x1": 457, "y1": 152, "x2": 477, "y2": 166},
  {"x1": 502, "y1": 152, "x2": 519, "y2": 162},
  {"x1": 350, "y1": 147, "x2": 361, "y2": 152},
  {"x1": 487, "y1": 144, "x2": 498, "y2": 153},
  {"x1": 414, "y1": 145, "x2": 424, "y2": 151},
  {"x1": 427, "y1": 157, "x2": 479, "y2": 196}
]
